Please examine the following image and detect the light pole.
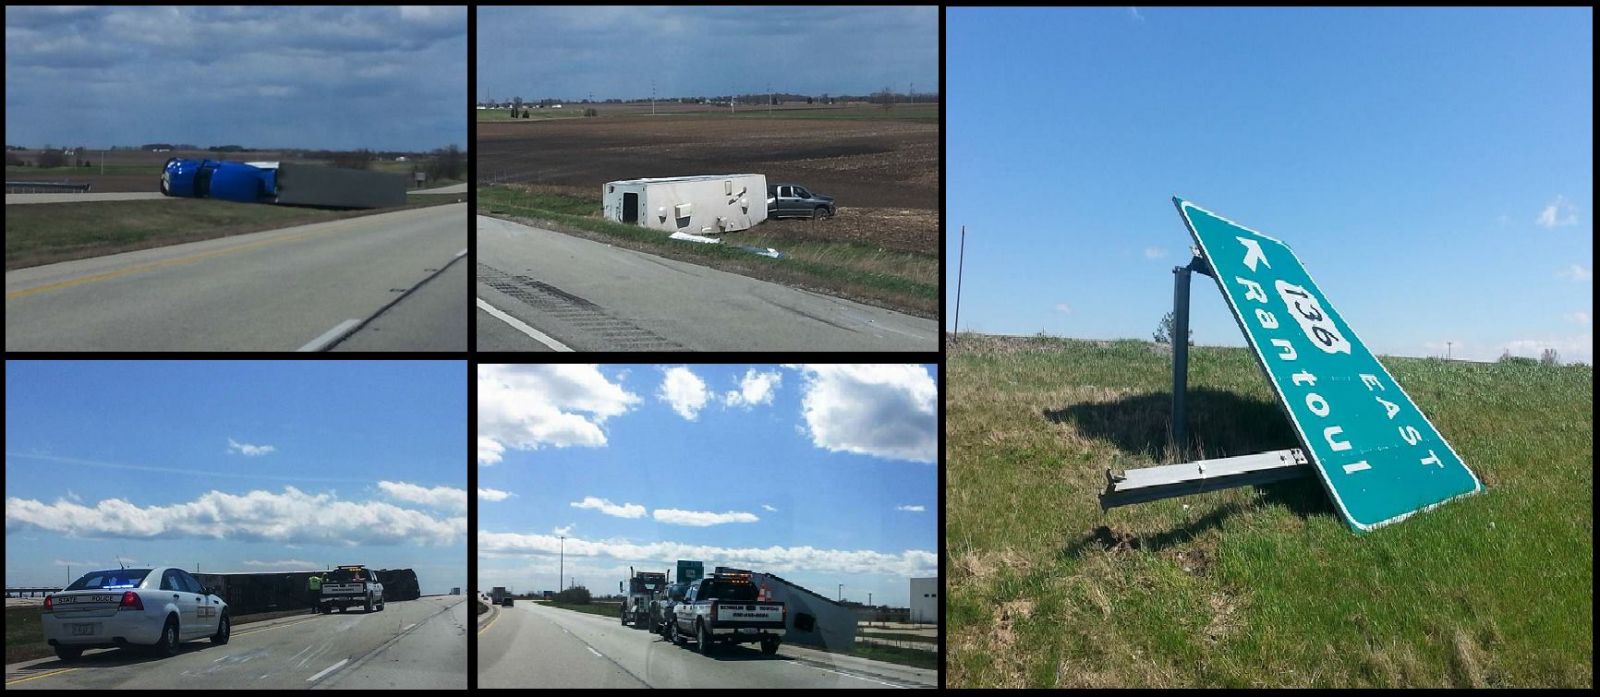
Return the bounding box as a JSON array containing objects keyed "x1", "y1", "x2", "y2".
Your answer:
[
  {"x1": 837, "y1": 584, "x2": 843, "y2": 601},
  {"x1": 953, "y1": 225, "x2": 966, "y2": 341},
  {"x1": 559, "y1": 536, "x2": 565, "y2": 593}
]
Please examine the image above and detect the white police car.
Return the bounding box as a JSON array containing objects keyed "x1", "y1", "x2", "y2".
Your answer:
[{"x1": 42, "y1": 566, "x2": 229, "y2": 660}]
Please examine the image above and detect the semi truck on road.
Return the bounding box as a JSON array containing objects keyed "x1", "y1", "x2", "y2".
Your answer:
[{"x1": 619, "y1": 567, "x2": 667, "y2": 628}]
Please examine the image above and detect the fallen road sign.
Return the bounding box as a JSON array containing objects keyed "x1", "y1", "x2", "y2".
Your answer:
[{"x1": 1172, "y1": 198, "x2": 1483, "y2": 532}]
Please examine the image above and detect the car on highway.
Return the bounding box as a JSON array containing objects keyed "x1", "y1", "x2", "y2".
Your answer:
[
  {"x1": 651, "y1": 580, "x2": 690, "y2": 640},
  {"x1": 671, "y1": 569, "x2": 786, "y2": 656},
  {"x1": 42, "y1": 566, "x2": 229, "y2": 660},
  {"x1": 319, "y1": 564, "x2": 385, "y2": 613},
  {"x1": 766, "y1": 183, "x2": 836, "y2": 220}
]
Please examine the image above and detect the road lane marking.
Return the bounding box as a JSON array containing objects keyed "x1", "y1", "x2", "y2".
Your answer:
[
  {"x1": 403, "y1": 623, "x2": 416, "y2": 631},
  {"x1": 306, "y1": 658, "x2": 348, "y2": 682},
  {"x1": 232, "y1": 616, "x2": 321, "y2": 637},
  {"x1": 297, "y1": 319, "x2": 362, "y2": 351},
  {"x1": 797, "y1": 663, "x2": 913, "y2": 689},
  {"x1": 586, "y1": 647, "x2": 602, "y2": 658},
  {"x1": 477, "y1": 609, "x2": 501, "y2": 635},
  {"x1": 455, "y1": 248, "x2": 467, "y2": 258},
  {"x1": 4, "y1": 668, "x2": 77, "y2": 686},
  {"x1": 476, "y1": 296, "x2": 573, "y2": 351}
]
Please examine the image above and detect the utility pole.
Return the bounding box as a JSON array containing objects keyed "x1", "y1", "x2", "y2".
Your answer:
[
  {"x1": 768, "y1": 81, "x2": 772, "y2": 117},
  {"x1": 651, "y1": 79, "x2": 656, "y2": 116},
  {"x1": 837, "y1": 584, "x2": 843, "y2": 601},
  {"x1": 559, "y1": 535, "x2": 565, "y2": 594},
  {"x1": 1446, "y1": 341, "x2": 1453, "y2": 362},
  {"x1": 909, "y1": 82, "x2": 914, "y2": 105},
  {"x1": 953, "y1": 225, "x2": 967, "y2": 341}
]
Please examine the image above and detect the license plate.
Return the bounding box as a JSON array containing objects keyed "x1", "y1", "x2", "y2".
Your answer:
[{"x1": 70, "y1": 624, "x2": 95, "y2": 636}]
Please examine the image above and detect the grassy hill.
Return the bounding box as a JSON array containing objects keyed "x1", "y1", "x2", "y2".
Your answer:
[{"x1": 946, "y1": 334, "x2": 1592, "y2": 688}]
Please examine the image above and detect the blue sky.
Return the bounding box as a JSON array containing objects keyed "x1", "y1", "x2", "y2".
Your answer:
[
  {"x1": 476, "y1": 6, "x2": 938, "y2": 102},
  {"x1": 5, "y1": 361, "x2": 467, "y2": 595},
  {"x1": 477, "y1": 364, "x2": 938, "y2": 608},
  {"x1": 947, "y1": 7, "x2": 1594, "y2": 363},
  {"x1": 5, "y1": 6, "x2": 465, "y2": 151}
]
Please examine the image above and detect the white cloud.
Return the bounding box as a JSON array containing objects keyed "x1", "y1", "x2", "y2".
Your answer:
[
  {"x1": 240, "y1": 559, "x2": 321, "y2": 570},
  {"x1": 1557, "y1": 264, "x2": 1592, "y2": 282},
  {"x1": 761, "y1": 504, "x2": 778, "y2": 512},
  {"x1": 6, "y1": 487, "x2": 465, "y2": 546},
  {"x1": 795, "y1": 364, "x2": 937, "y2": 463},
  {"x1": 64, "y1": 490, "x2": 82, "y2": 503},
  {"x1": 477, "y1": 365, "x2": 640, "y2": 464},
  {"x1": 652, "y1": 508, "x2": 760, "y2": 527},
  {"x1": 477, "y1": 487, "x2": 513, "y2": 502},
  {"x1": 1054, "y1": 303, "x2": 1073, "y2": 315},
  {"x1": 895, "y1": 504, "x2": 926, "y2": 512},
  {"x1": 570, "y1": 496, "x2": 646, "y2": 519},
  {"x1": 378, "y1": 480, "x2": 467, "y2": 510},
  {"x1": 552, "y1": 524, "x2": 575, "y2": 536},
  {"x1": 658, "y1": 366, "x2": 710, "y2": 420},
  {"x1": 724, "y1": 369, "x2": 782, "y2": 408},
  {"x1": 1144, "y1": 246, "x2": 1166, "y2": 259},
  {"x1": 1566, "y1": 311, "x2": 1591, "y2": 325},
  {"x1": 1536, "y1": 195, "x2": 1579, "y2": 228},
  {"x1": 479, "y1": 530, "x2": 937, "y2": 578},
  {"x1": 1128, "y1": 7, "x2": 1145, "y2": 22},
  {"x1": 226, "y1": 438, "x2": 275, "y2": 457}
]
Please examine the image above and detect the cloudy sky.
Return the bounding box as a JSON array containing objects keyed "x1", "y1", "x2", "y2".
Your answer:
[
  {"x1": 476, "y1": 6, "x2": 938, "y2": 102},
  {"x1": 4, "y1": 6, "x2": 466, "y2": 150},
  {"x1": 5, "y1": 361, "x2": 467, "y2": 595},
  {"x1": 478, "y1": 364, "x2": 938, "y2": 608}
]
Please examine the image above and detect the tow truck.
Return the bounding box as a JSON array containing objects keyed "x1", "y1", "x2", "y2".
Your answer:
[
  {"x1": 671, "y1": 567, "x2": 785, "y2": 655},
  {"x1": 619, "y1": 567, "x2": 667, "y2": 628}
]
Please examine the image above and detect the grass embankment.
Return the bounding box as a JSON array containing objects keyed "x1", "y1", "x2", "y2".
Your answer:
[
  {"x1": 5, "y1": 197, "x2": 455, "y2": 270},
  {"x1": 538, "y1": 601, "x2": 937, "y2": 670},
  {"x1": 947, "y1": 335, "x2": 1592, "y2": 688},
  {"x1": 476, "y1": 185, "x2": 937, "y2": 318},
  {"x1": 857, "y1": 630, "x2": 937, "y2": 643}
]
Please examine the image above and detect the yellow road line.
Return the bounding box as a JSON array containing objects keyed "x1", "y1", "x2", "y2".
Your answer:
[
  {"x1": 4, "y1": 667, "x2": 77, "y2": 686},
  {"x1": 6, "y1": 225, "x2": 332, "y2": 302},
  {"x1": 478, "y1": 607, "x2": 502, "y2": 635}
]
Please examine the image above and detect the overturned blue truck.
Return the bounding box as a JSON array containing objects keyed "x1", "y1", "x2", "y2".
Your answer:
[{"x1": 160, "y1": 158, "x2": 408, "y2": 209}]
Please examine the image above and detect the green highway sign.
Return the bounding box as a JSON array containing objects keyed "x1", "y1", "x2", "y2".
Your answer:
[{"x1": 1173, "y1": 198, "x2": 1482, "y2": 532}]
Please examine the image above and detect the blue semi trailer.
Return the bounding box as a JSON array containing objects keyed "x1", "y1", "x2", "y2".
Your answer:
[{"x1": 160, "y1": 158, "x2": 406, "y2": 209}]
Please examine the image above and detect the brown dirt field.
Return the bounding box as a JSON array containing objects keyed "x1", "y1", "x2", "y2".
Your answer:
[{"x1": 477, "y1": 117, "x2": 939, "y2": 251}]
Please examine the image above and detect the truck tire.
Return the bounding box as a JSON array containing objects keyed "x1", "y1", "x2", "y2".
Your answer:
[
  {"x1": 671, "y1": 620, "x2": 685, "y2": 646},
  {"x1": 697, "y1": 621, "x2": 713, "y2": 656},
  {"x1": 761, "y1": 638, "x2": 779, "y2": 655},
  {"x1": 365, "y1": 597, "x2": 372, "y2": 613},
  {"x1": 54, "y1": 646, "x2": 84, "y2": 661}
]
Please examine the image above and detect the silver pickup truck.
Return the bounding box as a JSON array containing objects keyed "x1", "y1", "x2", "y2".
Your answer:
[
  {"x1": 671, "y1": 571, "x2": 785, "y2": 655},
  {"x1": 319, "y1": 565, "x2": 385, "y2": 614}
]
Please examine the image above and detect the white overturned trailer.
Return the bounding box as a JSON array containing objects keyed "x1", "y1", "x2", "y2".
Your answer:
[{"x1": 603, "y1": 174, "x2": 767, "y2": 234}]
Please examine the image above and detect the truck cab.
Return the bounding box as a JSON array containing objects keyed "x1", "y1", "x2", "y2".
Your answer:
[
  {"x1": 319, "y1": 565, "x2": 384, "y2": 614},
  {"x1": 671, "y1": 570, "x2": 785, "y2": 655},
  {"x1": 620, "y1": 568, "x2": 666, "y2": 628}
]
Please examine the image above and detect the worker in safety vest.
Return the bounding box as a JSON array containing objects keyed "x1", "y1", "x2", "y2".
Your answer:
[{"x1": 308, "y1": 573, "x2": 323, "y2": 614}]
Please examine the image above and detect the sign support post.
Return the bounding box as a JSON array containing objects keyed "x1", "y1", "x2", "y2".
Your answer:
[{"x1": 1170, "y1": 252, "x2": 1211, "y2": 452}]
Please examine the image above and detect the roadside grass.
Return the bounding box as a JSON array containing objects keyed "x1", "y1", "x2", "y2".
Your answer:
[
  {"x1": 7, "y1": 164, "x2": 151, "y2": 177},
  {"x1": 841, "y1": 643, "x2": 938, "y2": 670},
  {"x1": 947, "y1": 334, "x2": 1593, "y2": 688},
  {"x1": 5, "y1": 197, "x2": 456, "y2": 270},
  {"x1": 856, "y1": 630, "x2": 937, "y2": 643},
  {"x1": 539, "y1": 600, "x2": 622, "y2": 619},
  {"x1": 476, "y1": 184, "x2": 937, "y2": 318},
  {"x1": 476, "y1": 109, "x2": 577, "y2": 121}
]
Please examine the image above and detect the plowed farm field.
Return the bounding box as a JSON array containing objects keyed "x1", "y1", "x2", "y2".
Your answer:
[{"x1": 476, "y1": 116, "x2": 939, "y2": 253}]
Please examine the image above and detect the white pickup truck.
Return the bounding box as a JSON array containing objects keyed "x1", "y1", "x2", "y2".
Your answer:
[
  {"x1": 671, "y1": 571, "x2": 785, "y2": 655},
  {"x1": 319, "y1": 565, "x2": 385, "y2": 614}
]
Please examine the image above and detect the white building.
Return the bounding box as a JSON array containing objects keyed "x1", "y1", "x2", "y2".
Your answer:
[{"x1": 909, "y1": 577, "x2": 938, "y2": 624}]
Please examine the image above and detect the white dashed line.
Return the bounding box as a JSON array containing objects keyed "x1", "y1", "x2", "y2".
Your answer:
[
  {"x1": 586, "y1": 647, "x2": 602, "y2": 658},
  {"x1": 297, "y1": 319, "x2": 361, "y2": 351},
  {"x1": 306, "y1": 658, "x2": 348, "y2": 682},
  {"x1": 477, "y1": 296, "x2": 573, "y2": 351}
]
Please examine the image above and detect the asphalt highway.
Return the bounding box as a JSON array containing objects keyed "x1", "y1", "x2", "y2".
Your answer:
[
  {"x1": 5, "y1": 203, "x2": 467, "y2": 351},
  {"x1": 4, "y1": 596, "x2": 467, "y2": 690},
  {"x1": 476, "y1": 600, "x2": 932, "y2": 689},
  {"x1": 474, "y1": 215, "x2": 938, "y2": 351}
]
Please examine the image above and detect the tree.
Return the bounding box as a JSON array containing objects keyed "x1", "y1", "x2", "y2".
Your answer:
[
  {"x1": 426, "y1": 143, "x2": 464, "y2": 181},
  {"x1": 877, "y1": 85, "x2": 895, "y2": 110},
  {"x1": 1153, "y1": 311, "x2": 1193, "y2": 346},
  {"x1": 1540, "y1": 348, "x2": 1560, "y2": 366},
  {"x1": 554, "y1": 585, "x2": 591, "y2": 604},
  {"x1": 37, "y1": 148, "x2": 67, "y2": 168}
]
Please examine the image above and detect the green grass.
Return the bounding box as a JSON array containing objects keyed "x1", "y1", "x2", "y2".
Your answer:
[
  {"x1": 476, "y1": 185, "x2": 936, "y2": 318},
  {"x1": 5, "y1": 197, "x2": 453, "y2": 270},
  {"x1": 857, "y1": 630, "x2": 937, "y2": 644},
  {"x1": 844, "y1": 643, "x2": 939, "y2": 670},
  {"x1": 947, "y1": 334, "x2": 1592, "y2": 688},
  {"x1": 539, "y1": 600, "x2": 622, "y2": 619}
]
